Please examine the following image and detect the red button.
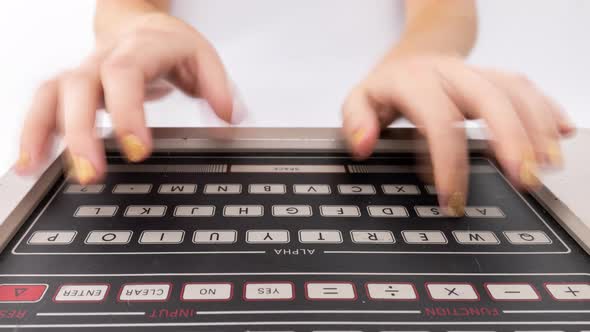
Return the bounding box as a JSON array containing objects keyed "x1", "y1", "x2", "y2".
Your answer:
[{"x1": 0, "y1": 284, "x2": 48, "y2": 303}]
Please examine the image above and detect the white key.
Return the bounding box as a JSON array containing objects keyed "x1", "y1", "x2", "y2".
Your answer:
[
  {"x1": 306, "y1": 282, "x2": 356, "y2": 300},
  {"x1": 139, "y1": 231, "x2": 184, "y2": 244},
  {"x1": 204, "y1": 184, "x2": 241, "y2": 194},
  {"x1": 224, "y1": 205, "x2": 264, "y2": 217},
  {"x1": 382, "y1": 185, "x2": 420, "y2": 195},
  {"x1": 249, "y1": 184, "x2": 286, "y2": 194},
  {"x1": 402, "y1": 231, "x2": 448, "y2": 244},
  {"x1": 174, "y1": 205, "x2": 215, "y2": 217},
  {"x1": 113, "y1": 184, "x2": 152, "y2": 194},
  {"x1": 337, "y1": 184, "x2": 376, "y2": 195},
  {"x1": 158, "y1": 184, "x2": 197, "y2": 194},
  {"x1": 193, "y1": 230, "x2": 237, "y2": 244},
  {"x1": 54, "y1": 284, "x2": 109, "y2": 303},
  {"x1": 293, "y1": 184, "x2": 331, "y2": 195},
  {"x1": 272, "y1": 205, "x2": 312, "y2": 217},
  {"x1": 350, "y1": 231, "x2": 395, "y2": 244},
  {"x1": 415, "y1": 206, "x2": 454, "y2": 217},
  {"x1": 246, "y1": 230, "x2": 290, "y2": 244},
  {"x1": 465, "y1": 206, "x2": 505, "y2": 218},
  {"x1": 85, "y1": 231, "x2": 132, "y2": 245},
  {"x1": 244, "y1": 282, "x2": 294, "y2": 301},
  {"x1": 320, "y1": 205, "x2": 360, "y2": 217},
  {"x1": 485, "y1": 283, "x2": 540, "y2": 301},
  {"x1": 545, "y1": 283, "x2": 590, "y2": 300},
  {"x1": 426, "y1": 283, "x2": 479, "y2": 301},
  {"x1": 367, "y1": 206, "x2": 408, "y2": 218},
  {"x1": 425, "y1": 185, "x2": 437, "y2": 194},
  {"x1": 64, "y1": 184, "x2": 104, "y2": 194},
  {"x1": 366, "y1": 283, "x2": 417, "y2": 300},
  {"x1": 74, "y1": 206, "x2": 118, "y2": 217},
  {"x1": 124, "y1": 206, "x2": 167, "y2": 217},
  {"x1": 118, "y1": 284, "x2": 170, "y2": 302},
  {"x1": 299, "y1": 230, "x2": 342, "y2": 244},
  {"x1": 453, "y1": 231, "x2": 500, "y2": 245},
  {"x1": 182, "y1": 283, "x2": 233, "y2": 302},
  {"x1": 232, "y1": 165, "x2": 345, "y2": 173},
  {"x1": 504, "y1": 231, "x2": 552, "y2": 245},
  {"x1": 27, "y1": 231, "x2": 77, "y2": 245}
]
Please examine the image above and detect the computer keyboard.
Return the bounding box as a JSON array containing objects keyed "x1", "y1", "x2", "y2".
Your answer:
[{"x1": 0, "y1": 151, "x2": 588, "y2": 332}]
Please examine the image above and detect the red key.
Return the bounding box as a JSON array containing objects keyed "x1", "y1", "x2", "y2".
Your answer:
[{"x1": 0, "y1": 284, "x2": 48, "y2": 303}]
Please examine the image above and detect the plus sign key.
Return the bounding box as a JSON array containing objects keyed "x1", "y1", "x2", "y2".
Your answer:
[
  {"x1": 0, "y1": 284, "x2": 48, "y2": 303},
  {"x1": 545, "y1": 283, "x2": 590, "y2": 301}
]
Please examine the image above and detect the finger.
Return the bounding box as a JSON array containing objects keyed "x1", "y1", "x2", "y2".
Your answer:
[
  {"x1": 341, "y1": 87, "x2": 382, "y2": 160},
  {"x1": 478, "y1": 70, "x2": 562, "y2": 167},
  {"x1": 15, "y1": 79, "x2": 59, "y2": 175},
  {"x1": 543, "y1": 96, "x2": 576, "y2": 137},
  {"x1": 61, "y1": 67, "x2": 106, "y2": 184},
  {"x1": 438, "y1": 61, "x2": 538, "y2": 190}
]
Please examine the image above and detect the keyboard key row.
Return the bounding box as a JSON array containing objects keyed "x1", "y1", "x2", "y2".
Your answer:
[
  {"x1": 73, "y1": 205, "x2": 505, "y2": 218},
  {"x1": 65, "y1": 184, "x2": 439, "y2": 196},
  {"x1": 27, "y1": 230, "x2": 553, "y2": 245},
  {"x1": 2, "y1": 281, "x2": 587, "y2": 303}
]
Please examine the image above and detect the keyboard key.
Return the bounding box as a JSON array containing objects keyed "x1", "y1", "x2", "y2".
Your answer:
[
  {"x1": 402, "y1": 231, "x2": 448, "y2": 244},
  {"x1": 139, "y1": 231, "x2": 184, "y2": 244},
  {"x1": 204, "y1": 184, "x2": 242, "y2": 194},
  {"x1": 366, "y1": 283, "x2": 418, "y2": 301},
  {"x1": 232, "y1": 165, "x2": 345, "y2": 173},
  {"x1": 174, "y1": 205, "x2": 215, "y2": 217},
  {"x1": 85, "y1": 231, "x2": 133, "y2": 245},
  {"x1": 453, "y1": 231, "x2": 500, "y2": 245},
  {"x1": 246, "y1": 230, "x2": 290, "y2": 244},
  {"x1": 113, "y1": 184, "x2": 152, "y2": 194},
  {"x1": 272, "y1": 205, "x2": 312, "y2": 217},
  {"x1": 504, "y1": 231, "x2": 552, "y2": 245},
  {"x1": 158, "y1": 184, "x2": 197, "y2": 194},
  {"x1": 485, "y1": 283, "x2": 540, "y2": 301},
  {"x1": 305, "y1": 282, "x2": 356, "y2": 300},
  {"x1": 293, "y1": 184, "x2": 331, "y2": 195},
  {"x1": 124, "y1": 205, "x2": 167, "y2": 217},
  {"x1": 249, "y1": 184, "x2": 286, "y2": 194},
  {"x1": 182, "y1": 283, "x2": 233, "y2": 302},
  {"x1": 118, "y1": 283, "x2": 171, "y2": 302},
  {"x1": 545, "y1": 283, "x2": 590, "y2": 301},
  {"x1": 299, "y1": 230, "x2": 343, "y2": 244},
  {"x1": 224, "y1": 205, "x2": 264, "y2": 217},
  {"x1": 28, "y1": 231, "x2": 76, "y2": 245},
  {"x1": 350, "y1": 231, "x2": 395, "y2": 244},
  {"x1": 426, "y1": 283, "x2": 479, "y2": 301},
  {"x1": 193, "y1": 230, "x2": 237, "y2": 244},
  {"x1": 64, "y1": 184, "x2": 104, "y2": 194},
  {"x1": 0, "y1": 284, "x2": 48, "y2": 303},
  {"x1": 464, "y1": 206, "x2": 505, "y2": 218},
  {"x1": 425, "y1": 185, "x2": 437, "y2": 194},
  {"x1": 367, "y1": 206, "x2": 408, "y2": 218},
  {"x1": 320, "y1": 205, "x2": 360, "y2": 217},
  {"x1": 415, "y1": 206, "x2": 457, "y2": 217},
  {"x1": 54, "y1": 284, "x2": 109, "y2": 303},
  {"x1": 337, "y1": 184, "x2": 376, "y2": 195},
  {"x1": 244, "y1": 282, "x2": 294, "y2": 301},
  {"x1": 382, "y1": 184, "x2": 420, "y2": 195},
  {"x1": 74, "y1": 206, "x2": 118, "y2": 217}
]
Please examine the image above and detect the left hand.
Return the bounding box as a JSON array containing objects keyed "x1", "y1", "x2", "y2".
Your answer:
[{"x1": 342, "y1": 54, "x2": 575, "y2": 215}]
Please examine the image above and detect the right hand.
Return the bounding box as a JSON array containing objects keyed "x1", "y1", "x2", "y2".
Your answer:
[{"x1": 14, "y1": 13, "x2": 234, "y2": 184}]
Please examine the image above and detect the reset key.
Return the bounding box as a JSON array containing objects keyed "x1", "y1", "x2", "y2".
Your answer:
[
  {"x1": 0, "y1": 284, "x2": 48, "y2": 303},
  {"x1": 118, "y1": 283, "x2": 171, "y2": 302}
]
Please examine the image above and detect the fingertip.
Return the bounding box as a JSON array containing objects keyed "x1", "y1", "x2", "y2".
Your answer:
[
  {"x1": 120, "y1": 133, "x2": 151, "y2": 163},
  {"x1": 439, "y1": 191, "x2": 466, "y2": 218},
  {"x1": 349, "y1": 126, "x2": 379, "y2": 160}
]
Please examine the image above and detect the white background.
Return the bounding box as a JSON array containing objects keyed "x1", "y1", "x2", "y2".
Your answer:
[{"x1": 0, "y1": 0, "x2": 588, "y2": 175}]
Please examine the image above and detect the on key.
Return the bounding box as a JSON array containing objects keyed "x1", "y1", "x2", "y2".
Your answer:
[{"x1": 0, "y1": 284, "x2": 48, "y2": 303}]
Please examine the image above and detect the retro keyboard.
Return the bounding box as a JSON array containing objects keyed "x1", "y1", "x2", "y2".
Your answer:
[{"x1": 0, "y1": 129, "x2": 588, "y2": 332}]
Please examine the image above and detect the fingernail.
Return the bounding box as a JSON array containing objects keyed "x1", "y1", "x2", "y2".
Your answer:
[
  {"x1": 14, "y1": 151, "x2": 31, "y2": 170},
  {"x1": 70, "y1": 155, "x2": 96, "y2": 185},
  {"x1": 121, "y1": 134, "x2": 147, "y2": 163},
  {"x1": 444, "y1": 191, "x2": 465, "y2": 217},
  {"x1": 520, "y1": 150, "x2": 540, "y2": 188},
  {"x1": 546, "y1": 141, "x2": 563, "y2": 167},
  {"x1": 352, "y1": 128, "x2": 366, "y2": 147},
  {"x1": 229, "y1": 81, "x2": 248, "y2": 125}
]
